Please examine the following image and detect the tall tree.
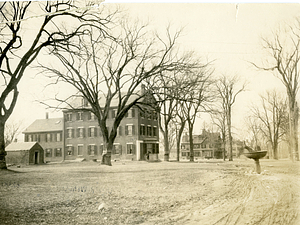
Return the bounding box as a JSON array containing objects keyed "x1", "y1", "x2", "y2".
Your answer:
[
  {"x1": 181, "y1": 68, "x2": 213, "y2": 162},
  {"x1": 216, "y1": 75, "x2": 246, "y2": 161},
  {"x1": 0, "y1": 1, "x2": 110, "y2": 169},
  {"x1": 250, "y1": 91, "x2": 287, "y2": 159},
  {"x1": 153, "y1": 67, "x2": 200, "y2": 161},
  {"x1": 41, "y1": 19, "x2": 196, "y2": 165},
  {"x1": 253, "y1": 19, "x2": 300, "y2": 161}
]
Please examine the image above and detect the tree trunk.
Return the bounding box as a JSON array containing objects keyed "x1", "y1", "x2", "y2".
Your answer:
[
  {"x1": 273, "y1": 142, "x2": 278, "y2": 160},
  {"x1": 188, "y1": 123, "x2": 194, "y2": 162},
  {"x1": 222, "y1": 140, "x2": 226, "y2": 161},
  {"x1": 289, "y1": 102, "x2": 299, "y2": 161},
  {"x1": 227, "y1": 111, "x2": 233, "y2": 161},
  {"x1": 0, "y1": 121, "x2": 7, "y2": 169},
  {"x1": 176, "y1": 121, "x2": 185, "y2": 162},
  {"x1": 164, "y1": 125, "x2": 170, "y2": 161},
  {"x1": 101, "y1": 140, "x2": 112, "y2": 166}
]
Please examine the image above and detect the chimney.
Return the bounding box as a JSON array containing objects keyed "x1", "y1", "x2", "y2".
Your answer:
[{"x1": 46, "y1": 112, "x2": 49, "y2": 119}]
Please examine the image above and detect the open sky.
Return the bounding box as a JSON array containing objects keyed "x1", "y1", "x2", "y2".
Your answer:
[{"x1": 7, "y1": 2, "x2": 300, "y2": 141}]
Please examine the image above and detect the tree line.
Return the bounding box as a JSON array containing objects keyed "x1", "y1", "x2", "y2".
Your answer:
[{"x1": 1, "y1": 1, "x2": 299, "y2": 169}]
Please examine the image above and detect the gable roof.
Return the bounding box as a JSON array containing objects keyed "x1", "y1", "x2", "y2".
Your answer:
[
  {"x1": 6, "y1": 142, "x2": 40, "y2": 151},
  {"x1": 23, "y1": 118, "x2": 63, "y2": 134}
]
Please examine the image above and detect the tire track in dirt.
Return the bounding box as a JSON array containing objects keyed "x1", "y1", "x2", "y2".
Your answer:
[{"x1": 143, "y1": 171, "x2": 299, "y2": 225}]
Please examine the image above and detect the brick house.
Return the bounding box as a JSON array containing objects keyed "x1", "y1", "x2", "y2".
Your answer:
[
  {"x1": 23, "y1": 115, "x2": 63, "y2": 162},
  {"x1": 63, "y1": 102, "x2": 159, "y2": 161},
  {"x1": 181, "y1": 129, "x2": 223, "y2": 159}
]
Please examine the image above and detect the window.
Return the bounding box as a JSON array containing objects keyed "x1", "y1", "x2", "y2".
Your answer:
[
  {"x1": 67, "y1": 128, "x2": 73, "y2": 139},
  {"x1": 81, "y1": 98, "x2": 89, "y2": 107},
  {"x1": 88, "y1": 112, "x2": 96, "y2": 121},
  {"x1": 194, "y1": 144, "x2": 200, "y2": 149},
  {"x1": 33, "y1": 134, "x2": 40, "y2": 142},
  {"x1": 126, "y1": 109, "x2": 135, "y2": 118},
  {"x1": 55, "y1": 148, "x2": 62, "y2": 157},
  {"x1": 46, "y1": 133, "x2": 52, "y2": 142},
  {"x1": 153, "y1": 111, "x2": 158, "y2": 121},
  {"x1": 140, "y1": 125, "x2": 145, "y2": 136},
  {"x1": 88, "y1": 127, "x2": 97, "y2": 137},
  {"x1": 113, "y1": 144, "x2": 122, "y2": 155},
  {"x1": 153, "y1": 126, "x2": 157, "y2": 137},
  {"x1": 28, "y1": 135, "x2": 32, "y2": 142},
  {"x1": 66, "y1": 113, "x2": 72, "y2": 122},
  {"x1": 77, "y1": 127, "x2": 85, "y2": 138},
  {"x1": 118, "y1": 126, "x2": 122, "y2": 136},
  {"x1": 140, "y1": 110, "x2": 145, "y2": 119},
  {"x1": 99, "y1": 144, "x2": 103, "y2": 155},
  {"x1": 182, "y1": 152, "x2": 186, "y2": 156},
  {"x1": 67, "y1": 146, "x2": 74, "y2": 155},
  {"x1": 147, "y1": 111, "x2": 151, "y2": 120},
  {"x1": 153, "y1": 143, "x2": 159, "y2": 154},
  {"x1": 111, "y1": 109, "x2": 116, "y2": 118},
  {"x1": 125, "y1": 125, "x2": 135, "y2": 136},
  {"x1": 127, "y1": 144, "x2": 135, "y2": 154},
  {"x1": 76, "y1": 112, "x2": 83, "y2": 121},
  {"x1": 88, "y1": 145, "x2": 97, "y2": 155},
  {"x1": 46, "y1": 148, "x2": 52, "y2": 157},
  {"x1": 56, "y1": 133, "x2": 61, "y2": 142},
  {"x1": 147, "y1": 126, "x2": 152, "y2": 136},
  {"x1": 78, "y1": 145, "x2": 83, "y2": 156},
  {"x1": 195, "y1": 151, "x2": 200, "y2": 157}
]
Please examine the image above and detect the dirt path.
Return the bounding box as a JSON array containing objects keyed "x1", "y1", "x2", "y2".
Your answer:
[{"x1": 144, "y1": 166, "x2": 300, "y2": 225}]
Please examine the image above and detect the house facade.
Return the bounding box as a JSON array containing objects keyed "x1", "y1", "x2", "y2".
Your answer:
[
  {"x1": 181, "y1": 129, "x2": 223, "y2": 159},
  {"x1": 23, "y1": 116, "x2": 63, "y2": 162},
  {"x1": 63, "y1": 105, "x2": 159, "y2": 161}
]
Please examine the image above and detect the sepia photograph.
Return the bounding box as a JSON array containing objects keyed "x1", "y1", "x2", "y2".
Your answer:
[{"x1": 0, "y1": 0, "x2": 299, "y2": 224}]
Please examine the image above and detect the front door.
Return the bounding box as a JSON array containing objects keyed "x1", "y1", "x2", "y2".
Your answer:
[{"x1": 34, "y1": 152, "x2": 38, "y2": 164}]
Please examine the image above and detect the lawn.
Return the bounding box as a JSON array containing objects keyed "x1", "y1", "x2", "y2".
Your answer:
[{"x1": 0, "y1": 159, "x2": 299, "y2": 224}]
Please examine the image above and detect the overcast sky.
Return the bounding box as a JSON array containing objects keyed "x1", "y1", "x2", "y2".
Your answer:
[{"x1": 8, "y1": 2, "x2": 300, "y2": 140}]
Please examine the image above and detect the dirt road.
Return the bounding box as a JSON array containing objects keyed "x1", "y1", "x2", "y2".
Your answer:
[
  {"x1": 144, "y1": 160, "x2": 300, "y2": 225},
  {"x1": 0, "y1": 159, "x2": 299, "y2": 224}
]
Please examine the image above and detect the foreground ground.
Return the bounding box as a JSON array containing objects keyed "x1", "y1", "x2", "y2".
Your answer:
[{"x1": 0, "y1": 158, "x2": 299, "y2": 225}]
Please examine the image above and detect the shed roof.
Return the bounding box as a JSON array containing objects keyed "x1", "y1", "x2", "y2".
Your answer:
[
  {"x1": 6, "y1": 142, "x2": 39, "y2": 151},
  {"x1": 23, "y1": 118, "x2": 63, "y2": 134}
]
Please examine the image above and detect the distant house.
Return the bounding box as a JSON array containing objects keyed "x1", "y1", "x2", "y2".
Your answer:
[
  {"x1": 6, "y1": 142, "x2": 44, "y2": 165},
  {"x1": 181, "y1": 129, "x2": 223, "y2": 159},
  {"x1": 23, "y1": 115, "x2": 63, "y2": 162}
]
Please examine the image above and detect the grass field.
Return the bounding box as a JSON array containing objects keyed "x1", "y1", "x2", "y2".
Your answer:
[{"x1": 0, "y1": 158, "x2": 299, "y2": 224}]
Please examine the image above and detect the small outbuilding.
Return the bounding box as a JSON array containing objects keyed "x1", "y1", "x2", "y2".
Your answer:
[{"x1": 5, "y1": 142, "x2": 44, "y2": 165}]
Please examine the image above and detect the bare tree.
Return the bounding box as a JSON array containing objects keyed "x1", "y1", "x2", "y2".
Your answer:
[
  {"x1": 250, "y1": 91, "x2": 287, "y2": 159},
  {"x1": 181, "y1": 69, "x2": 214, "y2": 162},
  {"x1": 4, "y1": 120, "x2": 23, "y2": 147},
  {"x1": 153, "y1": 66, "x2": 201, "y2": 161},
  {"x1": 244, "y1": 115, "x2": 263, "y2": 148},
  {"x1": 41, "y1": 18, "x2": 197, "y2": 165},
  {"x1": 253, "y1": 19, "x2": 300, "y2": 161},
  {"x1": 215, "y1": 75, "x2": 246, "y2": 161},
  {"x1": 0, "y1": 1, "x2": 111, "y2": 169}
]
